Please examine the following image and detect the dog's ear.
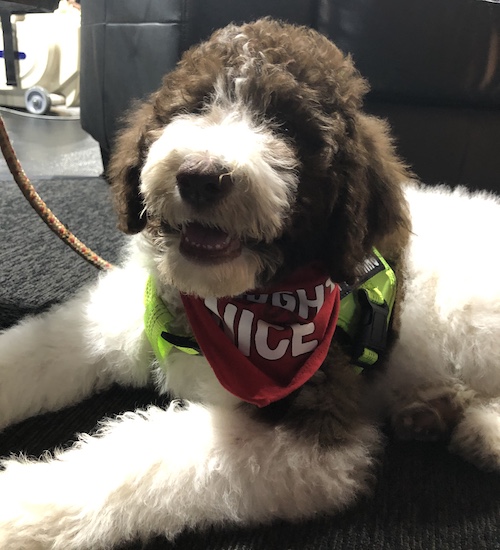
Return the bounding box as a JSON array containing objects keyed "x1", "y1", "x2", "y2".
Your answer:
[
  {"x1": 324, "y1": 113, "x2": 411, "y2": 283},
  {"x1": 107, "y1": 101, "x2": 156, "y2": 234}
]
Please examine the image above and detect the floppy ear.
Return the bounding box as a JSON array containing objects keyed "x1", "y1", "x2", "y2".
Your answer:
[
  {"x1": 107, "y1": 101, "x2": 156, "y2": 234},
  {"x1": 106, "y1": 50, "x2": 220, "y2": 234},
  {"x1": 324, "y1": 113, "x2": 411, "y2": 283}
]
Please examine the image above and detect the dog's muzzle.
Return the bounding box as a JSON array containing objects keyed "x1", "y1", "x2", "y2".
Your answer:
[{"x1": 175, "y1": 158, "x2": 242, "y2": 265}]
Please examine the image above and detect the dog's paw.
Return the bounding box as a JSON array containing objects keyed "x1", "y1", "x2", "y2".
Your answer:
[
  {"x1": 0, "y1": 506, "x2": 50, "y2": 550},
  {"x1": 392, "y1": 395, "x2": 461, "y2": 442},
  {"x1": 450, "y1": 402, "x2": 500, "y2": 471},
  {"x1": 0, "y1": 498, "x2": 91, "y2": 550},
  {"x1": 0, "y1": 499, "x2": 52, "y2": 549},
  {"x1": 0, "y1": 458, "x2": 88, "y2": 550},
  {"x1": 0, "y1": 527, "x2": 46, "y2": 550}
]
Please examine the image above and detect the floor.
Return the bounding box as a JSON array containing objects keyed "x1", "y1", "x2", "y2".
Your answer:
[{"x1": 0, "y1": 106, "x2": 103, "y2": 180}]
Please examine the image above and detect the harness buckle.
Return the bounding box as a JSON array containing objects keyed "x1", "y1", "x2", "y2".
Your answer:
[{"x1": 354, "y1": 288, "x2": 390, "y2": 368}]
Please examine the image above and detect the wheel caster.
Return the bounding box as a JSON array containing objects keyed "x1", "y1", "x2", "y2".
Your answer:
[{"x1": 24, "y1": 86, "x2": 52, "y2": 115}]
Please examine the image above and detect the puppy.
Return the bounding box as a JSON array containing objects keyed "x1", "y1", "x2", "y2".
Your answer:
[{"x1": 0, "y1": 18, "x2": 499, "y2": 550}]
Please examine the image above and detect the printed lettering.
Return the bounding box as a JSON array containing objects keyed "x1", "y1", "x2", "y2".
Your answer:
[
  {"x1": 204, "y1": 297, "x2": 219, "y2": 317},
  {"x1": 245, "y1": 294, "x2": 268, "y2": 304},
  {"x1": 271, "y1": 292, "x2": 297, "y2": 313},
  {"x1": 297, "y1": 283, "x2": 325, "y2": 319},
  {"x1": 255, "y1": 320, "x2": 290, "y2": 360},
  {"x1": 204, "y1": 297, "x2": 224, "y2": 329},
  {"x1": 204, "y1": 277, "x2": 335, "y2": 362},
  {"x1": 291, "y1": 322, "x2": 318, "y2": 356},
  {"x1": 245, "y1": 280, "x2": 335, "y2": 320},
  {"x1": 221, "y1": 303, "x2": 238, "y2": 340},
  {"x1": 325, "y1": 278, "x2": 335, "y2": 292},
  {"x1": 237, "y1": 308, "x2": 254, "y2": 356}
]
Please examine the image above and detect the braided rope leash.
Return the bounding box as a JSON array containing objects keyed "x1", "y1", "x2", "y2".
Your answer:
[{"x1": 0, "y1": 114, "x2": 113, "y2": 271}]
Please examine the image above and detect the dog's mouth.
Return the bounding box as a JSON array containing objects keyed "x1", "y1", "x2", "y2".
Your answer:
[{"x1": 179, "y1": 222, "x2": 243, "y2": 264}]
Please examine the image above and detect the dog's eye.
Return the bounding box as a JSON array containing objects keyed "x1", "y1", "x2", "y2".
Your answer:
[
  {"x1": 277, "y1": 121, "x2": 297, "y2": 139},
  {"x1": 278, "y1": 121, "x2": 324, "y2": 155}
]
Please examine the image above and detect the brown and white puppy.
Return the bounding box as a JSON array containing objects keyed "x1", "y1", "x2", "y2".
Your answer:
[{"x1": 1, "y1": 18, "x2": 500, "y2": 550}]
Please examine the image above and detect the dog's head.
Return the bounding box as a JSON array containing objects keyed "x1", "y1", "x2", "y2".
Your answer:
[{"x1": 109, "y1": 18, "x2": 410, "y2": 298}]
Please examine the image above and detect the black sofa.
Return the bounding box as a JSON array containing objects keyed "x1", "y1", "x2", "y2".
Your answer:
[{"x1": 80, "y1": 0, "x2": 500, "y2": 191}]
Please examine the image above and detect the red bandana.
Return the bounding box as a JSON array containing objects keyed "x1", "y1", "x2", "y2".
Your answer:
[{"x1": 180, "y1": 264, "x2": 340, "y2": 407}]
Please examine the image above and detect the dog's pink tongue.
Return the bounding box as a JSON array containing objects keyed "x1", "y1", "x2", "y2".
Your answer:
[
  {"x1": 184, "y1": 223, "x2": 230, "y2": 247},
  {"x1": 180, "y1": 223, "x2": 242, "y2": 264}
]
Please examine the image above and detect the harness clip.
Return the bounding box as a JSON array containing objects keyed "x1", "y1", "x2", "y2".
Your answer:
[{"x1": 355, "y1": 288, "x2": 390, "y2": 367}]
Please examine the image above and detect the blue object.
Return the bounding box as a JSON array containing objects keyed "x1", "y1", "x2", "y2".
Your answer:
[{"x1": 0, "y1": 51, "x2": 26, "y2": 60}]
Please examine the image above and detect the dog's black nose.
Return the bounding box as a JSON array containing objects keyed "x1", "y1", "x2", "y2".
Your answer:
[{"x1": 176, "y1": 160, "x2": 233, "y2": 209}]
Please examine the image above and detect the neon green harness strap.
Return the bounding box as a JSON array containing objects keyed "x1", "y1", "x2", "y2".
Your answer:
[
  {"x1": 144, "y1": 277, "x2": 200, "y2": 361},
  {"x1": 337, "y1": 248, "x2": 397, "y2": 369}
]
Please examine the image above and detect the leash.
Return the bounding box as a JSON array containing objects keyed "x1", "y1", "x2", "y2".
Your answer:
[{"x1": 0, "y1": 114, "x2": 113, "y2": 271}]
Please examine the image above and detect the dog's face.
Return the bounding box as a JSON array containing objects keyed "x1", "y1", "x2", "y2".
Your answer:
[{"x1": 109, "y1": 19, "x2": 410, "y2": 298}]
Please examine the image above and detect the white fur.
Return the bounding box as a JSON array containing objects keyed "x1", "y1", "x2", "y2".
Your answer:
[
  {"x1": 385, "y1": 184, "x2": 500, "y2": 393},
  {"x1": 0, "y1": 403, "x2": 379, "y2": 549},
  {"x1": 0, "y1": 255, "x2": 151, "y2": 431},
  {"x1": 378, "y1": 184, "x2": 500, "y2": 464},
  {"x1": 141, "y1": 109, "x2": 298, "y2": 237},
  {"x1": 140, "y1": 106, "x2": 298, "y2": 298}
]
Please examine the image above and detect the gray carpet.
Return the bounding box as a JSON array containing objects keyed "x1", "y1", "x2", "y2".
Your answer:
[
  {"x1": 2, "y1": 177, "x2": 500, "y2": 549},
  {"x1": 0, "y1": 177, "x2": 124, "y2": 316}
]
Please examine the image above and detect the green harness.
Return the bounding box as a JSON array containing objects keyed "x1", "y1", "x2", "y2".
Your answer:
[
  {"x1": 144, "y1": 278, "x2": 200, "y2": 363},
  {"x1": 336, "y1": 248, "x2": 397, "y2": 372},
  {"x1": 144, "y1": 248, "x2": 397, "y2": 371}
]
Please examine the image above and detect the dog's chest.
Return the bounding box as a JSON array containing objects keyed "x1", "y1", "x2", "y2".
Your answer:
[
  {"x1": 149, "y1": 251, "x2": 396, "y2": 410},
  {"x1": 150, "y1": 266, "x2": 340, "y2": 407}
]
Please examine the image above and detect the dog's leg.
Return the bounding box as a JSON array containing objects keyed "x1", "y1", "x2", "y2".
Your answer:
[
  {"x1": 450, "y1": 400, "x2": 500, "y2": 471},
  {"x1": 0, "y1": 263, "x2": 152, "y2": 429},
  {"x1": 0, "y1": 401, "x2": 380, "y2": 550},
  {"x1": 390, "y1": 391, "x2": 464, "y2": 442}
]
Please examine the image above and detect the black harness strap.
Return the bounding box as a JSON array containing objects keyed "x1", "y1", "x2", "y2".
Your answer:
[
  {"x1": 161, "y1": 331, "x2": 201, "y2": 353},
  {"x1": 0, "y1": 11, "x2": 18, "y2": 87}
]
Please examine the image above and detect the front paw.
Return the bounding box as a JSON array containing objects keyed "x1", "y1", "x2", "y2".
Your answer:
[
  {"x1": 450, "y1": 402, "x2": 500, "y2": 471},
  {"x1": 0, "y1": 507, "x2": 48, "y2": 550},
  {"x1": 0, "y1": 500, "x2": 85, "y2": 550},
  {"x1": 0, "y1": 530, "x2": 46, "y2": 550},
  {"x1": 0, "y1": 461, "x2": 78, "y2": 550},
  {"x1": 392, "y1": 395, "x2": 462, "y2": 442}
]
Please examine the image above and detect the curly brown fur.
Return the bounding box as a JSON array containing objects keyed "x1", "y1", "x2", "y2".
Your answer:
[
  {"x1": 109, "y1": 18, "x2": 411, "y2": 286},
  {"x1": 251, "y1": 341, "x2": 368, "y2": 448}
]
